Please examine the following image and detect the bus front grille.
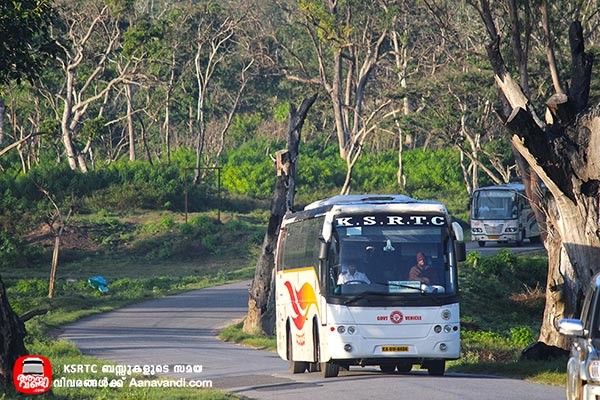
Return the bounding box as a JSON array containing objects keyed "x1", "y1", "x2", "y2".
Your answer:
[{"x1": 483, "y1": 224, "x2": 504, "y2": 235}]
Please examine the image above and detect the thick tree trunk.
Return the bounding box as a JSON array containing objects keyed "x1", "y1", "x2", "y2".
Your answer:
[
  {"x1": 484, "y1": 18, "x2": 598, "y2": 348},
  {"x1": 0, "y1": 275, "x2": 28, "y2": 388},
  {"x1": 243, "y1": 163, "x2": 289, "y2": 335},
  {"x1": 243, "y1": 95, "x2": 317, "y2": 336}
]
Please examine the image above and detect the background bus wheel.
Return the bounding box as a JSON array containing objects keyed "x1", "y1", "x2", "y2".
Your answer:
[
  {"x1": 288, "y1": 332, "x2": 307, "y2": 374},
  {"x1": 426, "y1": 360, "x2": 445, "y2": 376},
  {"x1": 516, "y1": 230, "x2": 524, "y2": 246},
  {"x1": 321, "y1": 362, "x2": 339, "y2": 378},
  {"x1": 379, "y1": 363, "x2": 396, "y2": 373},
  {"x1": 396, "y1": 362, "x2": 412, "y2": 374},
  {"x1": 478, "y1": 241, "x2": 486, "y2": 247}
]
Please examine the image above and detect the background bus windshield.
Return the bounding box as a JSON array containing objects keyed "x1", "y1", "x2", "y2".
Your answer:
[
  {"x1": 472, "y1": 190, "x2": 517, "y2": 220},
  {"x1": 332, "y1": 221, "x2": 451, "y2": 296}
]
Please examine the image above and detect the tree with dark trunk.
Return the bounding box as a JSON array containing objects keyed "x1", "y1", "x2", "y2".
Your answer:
[
  {"x1": 243, "y1": 94, "x2": 317, "y2": 335},
  {"x1": 0, "y1": 279, "x2": 28, "y2": 388},
  {"x1": 0, "y1": 0, "x2": 56, "y2": 388},
  {"x1": 472, "y1": 0, "x2": 598, "y2": 349}
]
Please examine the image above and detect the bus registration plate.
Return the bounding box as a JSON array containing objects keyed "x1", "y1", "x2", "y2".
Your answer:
[{"x1": 382, "y1": 346, "x2": 409, "y2": 352}]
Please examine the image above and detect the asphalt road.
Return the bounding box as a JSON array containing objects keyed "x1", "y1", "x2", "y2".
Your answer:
[{"x1": 59, "y1": 280, "x2": 564, "y2": 400}]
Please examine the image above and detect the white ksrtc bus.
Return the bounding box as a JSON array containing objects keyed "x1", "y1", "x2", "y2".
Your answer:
[
  {"x1": 470, "y1": 183, "x2": 540, "y2": 247},
  {"x1": 275, "y1": 194, "x2": 466, "y2": 378}
]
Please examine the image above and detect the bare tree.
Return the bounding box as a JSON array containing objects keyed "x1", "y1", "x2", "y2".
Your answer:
[
  {"x1": 273, "y1": 0, "x2": 399, "y2": 194},
  {"x1": 38, "y1": 187, "x2": 74, "y2": 299},
  {"x1": 41, "y1": 1, "x2": 139, "y2": 172},
  {"x1": 192, "y1": 10, "x2": 254, "y2": 184}
]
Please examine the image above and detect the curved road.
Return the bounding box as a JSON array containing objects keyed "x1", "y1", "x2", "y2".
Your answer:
[{"x1": 59, "y1": 280, "x2": 563, "y2": 400}]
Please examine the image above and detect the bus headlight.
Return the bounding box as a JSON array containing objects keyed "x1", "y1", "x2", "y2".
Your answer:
[
  {"x1": 505, "y1": 227, "x2": 519, "y2": 233},
  {"x1": 589, "y1": 360, "x2": 600, "y2": 380},
  {"x1": 337, "y1": 326, "x2": 346, "y2": 334},
  {"x1": 472, "y1": 228, "x2": 483, "y2": 233},
  {"x1": 439, "y1": 343, "x2": 448, "y2": 352},
  {"x1": 434, "y1": 325, "x2": 442, "y2": 333},
  {"x1": 444, "y1": 325, "x2": 452, "y2": 333},
  {"x1": 347, "y1": 326, "x2": 356, "y2": 335},
  {"x1": 441, "y1": 309, "x2": 451, "y2": 320}
]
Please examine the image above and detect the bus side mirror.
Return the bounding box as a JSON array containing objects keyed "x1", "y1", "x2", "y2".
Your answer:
[
  {"x1": 456, "y1": 242, "x2": 466, "y2": 262},
  {"x1": 452, "y1": 221, "x2": 464, "y2": 241},
  {"x1": 318, "y1": 236, "x2": 328, "y2": 261}
]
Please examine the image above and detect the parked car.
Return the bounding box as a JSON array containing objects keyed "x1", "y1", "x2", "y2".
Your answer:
[{"x1": 558, "y1": 272, "x2": 600, "y2": 400}]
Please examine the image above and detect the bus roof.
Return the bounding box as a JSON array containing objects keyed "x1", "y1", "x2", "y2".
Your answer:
[
  {"x1": 305, "y1": 194, "x2": 448, "y2": 210},
  {"x1": 473, "y1": 183, "x2": 525, "y2": 192},
  {"x1": 295, "y1": 194, "x2": 448, "y2": 218},
  {"x1": 304, "y1": 194, "x2": 421, "y2": 209}
]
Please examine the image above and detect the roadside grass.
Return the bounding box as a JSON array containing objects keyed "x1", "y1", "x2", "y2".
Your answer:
[
  {"x1": 2, "y1": 209, "x2": 263, "y2": 400},
  {"x1": 219, "y1": 322, "x2": 277, "y2": 352}
]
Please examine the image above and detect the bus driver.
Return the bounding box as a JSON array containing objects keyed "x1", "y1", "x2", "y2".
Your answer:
[{"x1": 337, "y1": 264, "x2": 371, "y2": 285}]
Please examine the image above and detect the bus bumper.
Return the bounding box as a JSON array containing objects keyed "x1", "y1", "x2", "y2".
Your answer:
[
  {"x1": 324, "y1": 330, "x2": 460, "y2": 362},
  {"x1": 472, "y1": 233, "x2": 520, "y2": 242}
]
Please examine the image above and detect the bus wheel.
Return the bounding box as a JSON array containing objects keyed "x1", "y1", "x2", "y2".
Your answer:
[
  {"x1": 321, "y1": 362, "x2": 340, "y2": 378},
  {"x1": 396, "y1": 362, "x2": 412, "y2": 374},
  {"x1": 478, "y1": 241, "x2": 486, "y2": 247},
  {"x1": 288, "y1": 331, "x2": 307, "y2": 374},
  {"x1": 308, "y1": 323, "x2": 321, "y2": 372},
  {"x1": 515, "y1": 230, "x2": 524, "y2": 246},
  {"x1": 379, "y1": 363, "x2": 396, "y2": 373},
  {"x1": 426, "y1": 360, "x2": 445, "y2": 376}
]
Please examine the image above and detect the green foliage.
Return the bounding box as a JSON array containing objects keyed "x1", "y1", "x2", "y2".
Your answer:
[
  {"x1": 0, "y1": 232, "x2": 41, "y2": 269},
  {"x1": 221, "y1": 139, "x2": 281, "y2": 197},
  {"x1": 460, "y1": 330, "x2": 519, "y2": 363},
  {"x1": 81, "y1": 116, "x2": 107, "y2": 141},
  {"x1": 274, "y1": 103, "x2": 291, "y2": 123},
  {"x1": 509, "y1": 326, "x2": 537, "y2": 347},
  {"x1": 220, "y1": 137, "x2": 468, "y2": 213},
  {"x1": 460, "y1": 251, "x2": 547, "y2": 335},
  {"x1": 0, "y1": 0, "x2": 57, "y2": 88}
]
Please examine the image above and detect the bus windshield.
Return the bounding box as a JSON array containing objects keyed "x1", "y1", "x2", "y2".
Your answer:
[
  {"x1": 330, "y1": 216, "x2": 456, "y2": 297},
  {"x1": 472, "y1": 190, "x2": 517, "y2": 220}
]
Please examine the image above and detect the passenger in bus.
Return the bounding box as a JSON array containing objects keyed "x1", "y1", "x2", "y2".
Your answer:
[
  {"x1": 337, "y1": 264, "x2": 371, "y2": 285},
  {"x1": 409, "y1": 252, "x2": 439, "y2": 285}
]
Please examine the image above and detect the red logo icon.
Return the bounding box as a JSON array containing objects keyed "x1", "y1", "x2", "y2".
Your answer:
[
  {"x1": 13, "y1": 355, "x2": 52, "y2": 395},
  {"x1": 390, "y1": 311, "x2": 404, "y2": 324}
]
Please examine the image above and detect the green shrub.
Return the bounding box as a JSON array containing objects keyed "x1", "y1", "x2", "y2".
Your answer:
[
  {"x1": 509, "y1": 326, "x2": 537, "y2": 347},
  {"x1": 461, "y1": 330, "x2": 519, "y2": 363}
]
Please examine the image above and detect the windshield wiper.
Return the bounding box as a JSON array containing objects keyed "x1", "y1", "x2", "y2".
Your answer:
[{"x1": 343, "y1": 291, "x2": 387, "y2": 305}]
